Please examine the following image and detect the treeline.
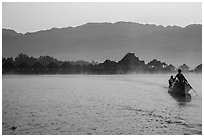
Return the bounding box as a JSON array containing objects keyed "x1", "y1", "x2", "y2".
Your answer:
[{"x1": 2, "y1": 53, "x2": 202, "y2": 74}]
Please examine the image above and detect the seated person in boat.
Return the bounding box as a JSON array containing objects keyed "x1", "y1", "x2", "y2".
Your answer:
[
  {"x1": 174, "y1": 69, "x2": 188, "y2": 85},
  {"x1": 168, "y1": 75, "x2": 175, "y2": 87}
]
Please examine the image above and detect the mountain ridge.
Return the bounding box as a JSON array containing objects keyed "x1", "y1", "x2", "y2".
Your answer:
[
  {"x1": 3, "y1": 21, "x2": 201, "y2": 34},
  {"x1": 3, "y1": 22, "x2": 202, "y2": 68}
]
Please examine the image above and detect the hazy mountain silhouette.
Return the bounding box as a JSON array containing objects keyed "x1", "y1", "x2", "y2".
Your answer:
[
  {"x1": 2, "y1": 22, "x2": 202, "y2": 67},
  {"x1": 117, "y1": 53, "x2": 146, "y2": 73},
  {"x1": 178, "y1": 64, "x2": 190, "y2": 72},
  {"x1": 194, "y1": 64, "x2": 202, "y2": 73}
]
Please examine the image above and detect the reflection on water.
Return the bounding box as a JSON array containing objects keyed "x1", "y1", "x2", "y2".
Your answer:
[
  {"x1": 169, "y1": 92, "x2": 192, "y2": 106},
  {"x1": 2, "y1": 74, "x2": 202, "y2": 135}
]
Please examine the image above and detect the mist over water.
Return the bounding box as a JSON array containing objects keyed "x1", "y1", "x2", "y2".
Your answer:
[{"x1": 2, "y1": 74, "x2": 202, "y2": 135}]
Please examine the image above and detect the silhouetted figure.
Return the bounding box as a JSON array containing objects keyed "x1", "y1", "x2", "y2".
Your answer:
[
  {"x1": 168, "y1": 75, "x2": 174, "y2": 87},
  {"x1": 174, "y1": 69, "x2": 188, "y2": 85}
]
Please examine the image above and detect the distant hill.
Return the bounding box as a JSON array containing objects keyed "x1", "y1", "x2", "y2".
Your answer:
[
  {"x1": 117, "y1": 53, "x2": 146, "y2": 72},
  {"x1": 2, "y1": 22, "x2": 202, "y2": 67},
  {"x1": 178, "y1": 64, "x2": 190, "y2": 72},
  {"x1": 194, "y1": 64, "x2": 202, "y2": 73}
]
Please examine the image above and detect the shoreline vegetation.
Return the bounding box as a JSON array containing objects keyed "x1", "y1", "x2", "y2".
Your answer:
[{"x1": 3, "y1": 53, "x2": 202, "y2": 75}]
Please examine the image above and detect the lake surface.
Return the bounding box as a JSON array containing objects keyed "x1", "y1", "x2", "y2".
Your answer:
[{"x1": 2, "y1": 74, "x2": 202, "y2": 135}]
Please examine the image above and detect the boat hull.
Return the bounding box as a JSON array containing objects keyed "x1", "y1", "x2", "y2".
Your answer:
[{"x1": 168, "y1": 82, "x2": 191, "y2": 96}]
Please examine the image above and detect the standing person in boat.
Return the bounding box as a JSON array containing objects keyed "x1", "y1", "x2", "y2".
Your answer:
[
  {"x1": 168, "y1": 75, "x2": 175, "y2": 88},
  {"x1": 174, "y1": 69, "x2": 188, "y2": 85}
]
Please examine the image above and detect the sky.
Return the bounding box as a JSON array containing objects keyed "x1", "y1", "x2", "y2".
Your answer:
[{"x1": 2, "y1": 2, "x2": 202, "y2": 33}]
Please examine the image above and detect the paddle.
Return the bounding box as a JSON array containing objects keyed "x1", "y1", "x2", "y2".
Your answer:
[
  {"x1": 185, "y1": 81, "x2": 198, "y2": 96},
  {"x1": 192, "y1": 88, "x2": 198, "y2": 96}
]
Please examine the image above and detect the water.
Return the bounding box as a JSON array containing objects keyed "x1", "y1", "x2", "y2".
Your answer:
[{"x1": 2, "y1": 74, "x2": 202, "y2": 135}]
